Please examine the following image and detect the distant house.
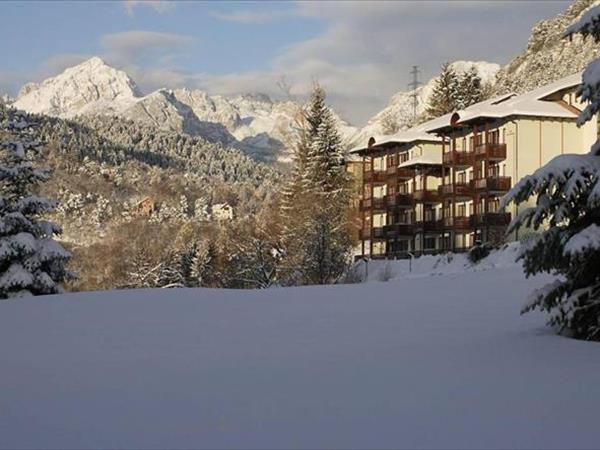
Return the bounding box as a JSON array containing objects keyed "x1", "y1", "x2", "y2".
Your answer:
[
  {"x1": 135, "y1": 196, "x2": 156, "y2": 217},
  {"x1": 212, "y1": 203, "x2": 234, "y2": 221}
]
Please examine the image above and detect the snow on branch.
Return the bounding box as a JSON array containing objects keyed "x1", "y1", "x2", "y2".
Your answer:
[{"x1": 564, "y1": 3, "x2": 600, "y2": 40}]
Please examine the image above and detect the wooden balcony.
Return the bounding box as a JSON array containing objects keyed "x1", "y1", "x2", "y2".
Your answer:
[
  {"x1": 359, "y1": 198, "x2": 372, "y2": 210},
  {"x1": 384, "y1": 223, "x2": 414, "y2": 237},
  {"x1": 372, "y1": 197, "x2": 386, "y2": 210},
  {"x1": 360, "y1": 227, "x2": 371, "y2": 239},
  {"x1": 386, "y1": 166, "x2": 415, "y2": 179},
  {"x1": 416, "y1": 219, "x2": 444, "y2": 233},
  {"x1": 475, "y1": 143, "x2": 507, "y2": 161},
  {"x1": 470, "y1": 212, "x2": 511, "y2": 227},
  {"x1": 413, "y1": 189, "x2": 441, "y2": 204},
  {"x1": 372, "y1": 227, "x2": 385, "y2": 239},
  {"x1": 443, "y1": 216, "x2": 472, "y2": 230},
  {"x1": 443, "y1": 150, "x2": 474, "y2": 167},
  {"x1": 385, "y1": 193, "x2": 412, "y2": 208},
  {"x1": 473, "y1": 176, "x2": 511, "y2": 193},
  {"x1": 440, "y1": 182, "x2": 472, "y2": 198},
  {"x1": 398, "y1": 168, "x2": 415, "y2": 179},
  {"x1": 363, "y1": 170, "x2": 387, "y2": 183}
]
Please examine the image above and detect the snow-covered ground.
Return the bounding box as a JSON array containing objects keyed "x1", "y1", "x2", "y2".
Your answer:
[
  {"x1": 360, "y1": 242, "x2": 523, "y2": 282},
  {"x1": 1, "y1": 248, "x2": 600, "y2": 449}
]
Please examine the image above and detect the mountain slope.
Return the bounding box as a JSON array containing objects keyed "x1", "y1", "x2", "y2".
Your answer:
[
  {"x1": 494, "y1": 0, "x2": 600, "y2": 95},
  {"x1": 15, "y1": 57, "x2": 142, "y2": 117},
  {"x1": 349, "y1": 61, "x2": 500, "y2": 147},
  {"x1": 13, "y1": 58, "x2": 356, "y2": 163}
]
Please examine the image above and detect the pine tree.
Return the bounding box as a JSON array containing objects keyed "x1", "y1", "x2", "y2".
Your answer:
[
  {"x1": 458, "y1": 66, "x2": 485, "y2": 109},
  {"x1": 502, "y1": 4, "x2": 600, "y2": 340},
  {"x1": 426, "y1": 63, "x2": 461, "y2": 118},
  {"x1": 281, "y1": 84, "x2": 352, "y2": 285},
  {"x1": 190, "y1": 240, "x2": 219, "y2": 287},
  {"x1": 0, "y1": 108, "x2": 71, "y2": 298}
]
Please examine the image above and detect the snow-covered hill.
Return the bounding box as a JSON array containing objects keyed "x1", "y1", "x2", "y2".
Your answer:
[
  {"x1": 348, "y1": 61, "x2": 500, "y2": 148},
  {"x1": 13, "y1": 58, "x2": 356, "y2": 163},
  {"x1": 494, "y1": 0, "x2": 600, "y2": 96},
  {"x1": 1, "y1": 246, "x2": 600, "y2": 448}
]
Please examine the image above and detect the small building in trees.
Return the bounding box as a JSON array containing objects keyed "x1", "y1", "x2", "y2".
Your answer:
[
  {"x1": 212, "y1": 203, "x2": 234, "y2": 221},
  {"x1": 135, "y1": 197, "x2": 156, "y2": 217}
]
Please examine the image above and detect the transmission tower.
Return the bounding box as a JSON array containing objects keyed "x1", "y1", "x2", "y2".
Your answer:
[{"x1": 408, "y1": 66, "x2": 422, "y2": 122}]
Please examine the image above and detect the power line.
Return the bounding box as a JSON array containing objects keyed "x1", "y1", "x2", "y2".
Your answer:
[{"x1": 408, "y1": 66, "x2": 422, "y2": 122}]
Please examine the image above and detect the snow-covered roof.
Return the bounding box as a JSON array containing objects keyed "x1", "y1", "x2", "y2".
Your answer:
[
  {"x1": 348, "y1": 124, "x2": 441, "y2": 155},
  {"x1": 398, "y1": 153, "x2": 442, "y2": 168},
  {"x1": 425, "y1": 73, "x2": 583, "y2": 133},
  {"x1": 349, "y1": 73, "x2": 584, "y2": 153}
]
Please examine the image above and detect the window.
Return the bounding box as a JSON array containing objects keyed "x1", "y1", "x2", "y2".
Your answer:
[
  {"x1": 457, "y1": 204, "x2": 466, "y2": 217},
  {"x1": 387, "y1": 154, "x2": 396, "y2": 168},
  {"x1": 393, "y1": 240, "x2": 410, "y2": 252},
  {"x1": 488, "y1": 199, "x2": 499, "y2": 213},
  {"x1": 488, "y1": 130, "x2": 500, "y2": 144},
  {"x1": 424, "y1": 207, "x2": 436, "y2": 221},
  {"x1": 487, "y1": 164, "x2": 500, "y2": 177},
  {"x1": 424, "y1": 237, "x2": 437, "y2": 250}
]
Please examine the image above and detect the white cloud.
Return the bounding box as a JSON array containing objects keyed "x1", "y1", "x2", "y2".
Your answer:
[
  {"x1": 210, "y1": 9, "x2": 290, "y2": 24},
  {"x1": 6, "y1": 1, "x2": 572, "y2": 124},
  {"x1": 122, "y1": 0, "x2": 174, "y2": 17},
  {"x1": 99, "y1": 1, "x2": 570, "y2": 124},
  {"x1": 100, "y1": 30, "x2": 194, "y2": 66}
]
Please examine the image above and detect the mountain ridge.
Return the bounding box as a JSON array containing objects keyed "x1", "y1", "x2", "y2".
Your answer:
[{"x1": 13, "y1": 58, "x2": 355, "y2": 163}]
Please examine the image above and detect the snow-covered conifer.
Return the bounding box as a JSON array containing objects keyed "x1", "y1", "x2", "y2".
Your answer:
[
  {"x1": 0, "y1": 107, "x2": 71, "y2": 298},
  {"x1": 502, "y1": 4, "x2": 600, "y2": 340},
  {"x1": 458, "y1": 67, "x2": 485, "y2": 109},
  {"x1": 281, "y1": 84, "x2": 352, "y2": 285},
  {"x1": 193, "y1": 197, "x2": 210, "y2": 221},
  {"x1": 426, "y1": 63, "x2": 461, "y2": 118}
]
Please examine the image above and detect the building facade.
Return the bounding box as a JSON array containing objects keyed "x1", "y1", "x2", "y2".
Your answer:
[{"x1": 352, "y1": 73, "x2": 599, "y2": 259}]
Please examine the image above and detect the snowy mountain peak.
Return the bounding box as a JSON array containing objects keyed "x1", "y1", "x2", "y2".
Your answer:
[{"x1": 14, "y1": 57, "x2": 142, "y2": 117}]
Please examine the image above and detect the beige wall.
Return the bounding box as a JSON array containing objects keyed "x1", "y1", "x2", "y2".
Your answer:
[{"x1": 500, "y1": 114, "x2": 597, "y2": 240}]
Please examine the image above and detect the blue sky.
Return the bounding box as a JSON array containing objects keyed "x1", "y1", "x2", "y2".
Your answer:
[{"x1": 0, "y1": 0, "x2": 572, "y2": 123}]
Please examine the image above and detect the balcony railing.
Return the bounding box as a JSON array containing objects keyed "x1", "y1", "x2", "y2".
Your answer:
[
  {"x1": 397, "y1": 168, "x2": 415, "y2": 179},
  {"x1": 470, "y1": 212, "x2": 511, "y2": 227},
  {"x1": 440, "y1": 182, "x2": 472, "y2": 197},
  {"x1": 384, "y1": 223, "x2": 414, "y2": 237},
  {"x1": 359, "y1": 198, "x2": 372, "y2": 210},
  {"x1": 413, "y1": 189, "x2": 441, "y2": 204},
  {"x1": 475, "y1": 143, "x2": 507, "y2": 161},
  {"x1": 443, "y1": 150, "x2": 474, "y2": 167},
  {"x1": 372, "y1": 227, "x2": 385, "y2": 239},
  {"x1": 473, "y1": 176, "x2": 511, "y2": 192},
  {"x1": 385, "y1": 193, "x2": 412, "y2": 208},
  {"x1": 442, "y1": 216, "x2": 472, "y2": 230},
  {"x1": 363, "y1": 170, "x2": 387, "y2": 183},
  {"x1": 416, "y1": 219, "x2": 444, "y2": 233},
  {"x1": 372, "y1": 197, "x2": 386, "y2": 210},
  {"x1": 361, "y1": 227, "x2": 371, "y2": 239},
  {"x1": 386, "y1": 166, "x2": 415, "y2": 178}
]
